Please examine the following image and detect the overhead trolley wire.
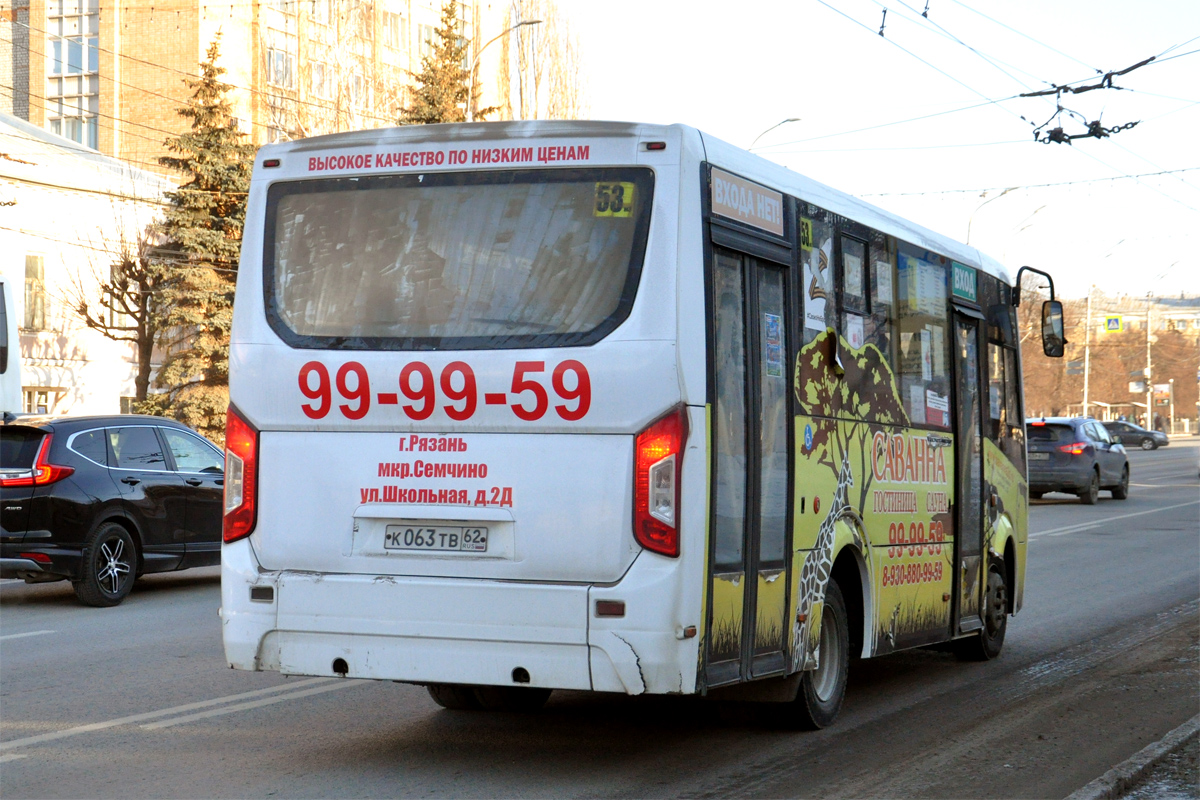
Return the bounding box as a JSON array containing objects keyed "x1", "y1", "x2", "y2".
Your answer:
[
  {"x1": 944, "y1": 0, "x2": 1101, "y2": 75},
  {"x1": 813, "y1": 0, "x2": 1033, "y2": 130},
  {"x1": 867, "y1": 0, "x2": 1044, "y2": 93},
  {"x1": 859, "y1": 166, "x2": 1200, "y2": 196}
]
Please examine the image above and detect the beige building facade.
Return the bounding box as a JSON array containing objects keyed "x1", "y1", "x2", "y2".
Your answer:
[{"x1": 2, "y1": 0, "x2": 510, "y2": 172}]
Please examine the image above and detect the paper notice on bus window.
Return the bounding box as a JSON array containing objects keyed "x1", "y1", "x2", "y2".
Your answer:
[
  {"x1": 927, "y1": 390, "x2": 950, "y2": 427},
  {"x1": 764, "y1": 313, "x2": 783, "y2": 377},
  {"x1": 909, "y1": 384, "x2": 926, "y2": 424},
  {"x1": 845, "y1": 313, "x2": 864, "y2": 349},
  {"x1": 874, "y1": 260, "x2": 893, "y2": 305},
  {"x1": 917, "y1": 261, "x2": 945, "y2": 317},
  {"x1": 843, "y1": 251, "x2": 863, "y2": 300},
  {"x1": 990, "y1": 384, "x2": 1002, "y2": 420},
  {"x1": 920, "y1": 328, "x2": 932, "y2": 381},
  {"x1": 929, "y1": 324, "x2": 945, "y2": 377}
]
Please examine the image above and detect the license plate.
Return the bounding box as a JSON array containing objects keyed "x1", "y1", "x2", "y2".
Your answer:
[
  {"x1": 383, "y1": 525, "x2": 488, "y2": 553},
  {"x1": 1029, "y1": 452, "x2": 1050, "y2": 461}
]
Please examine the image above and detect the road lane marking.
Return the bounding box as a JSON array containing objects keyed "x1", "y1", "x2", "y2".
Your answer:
[
  {"x1": 0, "y1": 678, "x2": 332, "y2": 752},
  {"x1": 141, "y1": 681, "x2": 360, "y2": 729},
  {"x1": 1030, "y1": 499, "x2": 1200, "y2": 539},
  {"x1": 0, "y1": 754, "x2": 28, "y2": 764},
  {"x1": 0, "y1": 630, "x2": 55, "y2": 641}
]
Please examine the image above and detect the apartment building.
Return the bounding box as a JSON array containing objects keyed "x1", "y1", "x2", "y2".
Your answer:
[{"x1": 2, "y1": 0, "x2": 502, "y2": 173}]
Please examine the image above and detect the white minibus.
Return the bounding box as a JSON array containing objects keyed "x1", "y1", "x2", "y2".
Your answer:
[{"x1": 223, "y1": 121, "x2": 1062, "y2": 727}]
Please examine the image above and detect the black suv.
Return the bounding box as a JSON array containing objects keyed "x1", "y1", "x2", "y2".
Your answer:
[
  {"x1": 1101, "y1": 420, "x2": 1169, "y2": 451},
  {"x1": 1025, "y1": 417, "x2": 1129, "y2": 504},
  {"x1": 1, "y1": 415, "x2": 224, "y2": 606}
]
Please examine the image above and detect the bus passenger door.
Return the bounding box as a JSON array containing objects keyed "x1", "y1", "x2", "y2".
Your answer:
[
  {"x1": 953, "y1": 313, "x2": 985, "y2": 632},
  {"x1": 707, "y1": 247, "x2": 792, "y2": 686}
]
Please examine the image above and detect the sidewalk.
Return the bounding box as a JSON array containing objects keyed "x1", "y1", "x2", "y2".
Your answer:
[{"x1": 1065, "y1": 714, "x2": 1199, "y2": 800}]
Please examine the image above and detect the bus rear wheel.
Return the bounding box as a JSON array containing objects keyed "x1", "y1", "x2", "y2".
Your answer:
[
  {"x1": 426, "y1": 683, "x2": 481, "y2": 710},
  {"x1": 473, "y1": 686, "x2": 552, "y2": 712},
  {"x1": 791, "y1": 580, "x2": 849, "y2": 730}
]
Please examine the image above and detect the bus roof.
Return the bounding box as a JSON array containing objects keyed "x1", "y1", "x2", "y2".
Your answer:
[{"x1": 258, "y1": 120, "x2": 1013, "y2": 286}]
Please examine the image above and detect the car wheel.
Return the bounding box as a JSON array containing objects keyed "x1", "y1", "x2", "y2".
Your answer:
[
  {"x1": 426, "y1": 683, "x2": 482, "y2": 710},
  {"x1": 954, "y1": 561, "x2": 1008, "y2": 661},
  {"x1": 73, "y1": 522, "x2": 137, "y2": 607},
  {"x1": 1029, "y1": 491, "x2": 1043, "y2": 500},
  {"x1": 1141, "y1": 438, "x2": 1156, "y2": 450},
  {"x1": 1111, "y1": 466, "x2": 1130, "y2": 500},
  {"x1": 790, "y1": 580, "x2": 850, "y2": 730},
  {"x1": 1079, "y1": 470, "x2": 1100, "y2": 505},
  {"x1": 472, "y1": 686, "x2": 552, "y2": 712}
]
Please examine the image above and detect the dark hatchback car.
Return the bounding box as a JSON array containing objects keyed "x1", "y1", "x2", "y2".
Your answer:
[
  {"x1": 1026, "y1": 417, "x2": 1129, "y2": 504},
  {"x1": 1, "y1": 415, "x2": 224, "y2": 606},
  {"x1": 1101, "y1": 420, "x2": 1169, "y2": 451}
]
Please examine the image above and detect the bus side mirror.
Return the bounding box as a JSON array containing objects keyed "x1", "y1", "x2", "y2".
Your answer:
[{"x1": 1041, "y1": 300, "x2": 1065, "y2": 357}]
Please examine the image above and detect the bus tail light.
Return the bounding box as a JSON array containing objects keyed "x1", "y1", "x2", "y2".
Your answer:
[
  {"x1": 223, "y1": 406, "x2": 259, "y2": 544},
  {"x1": 1058, "y1": 442, "x2": 1091, "y2": 456},
  {"x1": 0, "y1": 435, "x2": 74, "y2": 487},
  {"x1": 633, "y1": 406, "x2": 688, "y2": 558}
]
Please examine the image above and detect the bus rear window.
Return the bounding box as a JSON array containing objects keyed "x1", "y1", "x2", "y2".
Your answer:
[{"x1": 264, "y1": 168, "x2": 654, "y2": 350}]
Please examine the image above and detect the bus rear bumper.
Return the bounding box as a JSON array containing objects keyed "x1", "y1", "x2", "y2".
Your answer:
[{"x1": 221, "y1": 539, "x2": 697, "y2": 695}]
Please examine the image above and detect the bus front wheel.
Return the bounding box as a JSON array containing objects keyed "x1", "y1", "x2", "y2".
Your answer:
[
  {"x1": 791, "y1": 580, "x2": 850, "y2": 729},
  {"x1": 954, "y1": 561, "x2": 1008, "y2": 662}
]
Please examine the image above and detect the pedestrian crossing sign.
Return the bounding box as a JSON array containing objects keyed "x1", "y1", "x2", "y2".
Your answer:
[{"x1": 1104, "y1": 315, "x2": 1123, "y2": 332}]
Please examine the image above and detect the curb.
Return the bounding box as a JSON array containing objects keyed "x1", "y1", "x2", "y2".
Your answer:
[{"x1": 1064, "y1": 713, "x2": 1200, "y2": 800}]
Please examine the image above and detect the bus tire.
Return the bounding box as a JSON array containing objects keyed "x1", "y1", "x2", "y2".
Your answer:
[
  {"x1": 791, "y1": 580, "x2": 849, "y2": 730},
  {"x1": 426, "y1": 683, "x2": 481, "y2": 710},
  {"x1": 954, "y1": 560, "x2": 1008, "y2": 662},
  {"x1": 473, "y1": 686, "x2": 552, "y2": 712}
]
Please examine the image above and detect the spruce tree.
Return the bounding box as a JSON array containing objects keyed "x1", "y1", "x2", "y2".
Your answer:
[
  {"x1": 143, "y1": 34, "x2": 255, "y2": 445},
  {"x1": 399, "y1": 0, "x2": 495, "y2": 124}
]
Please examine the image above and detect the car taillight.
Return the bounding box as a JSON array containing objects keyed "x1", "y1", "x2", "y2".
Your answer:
[
  {"x1": 0, "y1": 434, "x2": 74, "y2": 487},
  {"x1": 223, "y1": 406, "x2": 258, "y2": 543},
  {"x1": 1059, "y1": 442, "x2": 1090, "y2": 456},
  {"x1": 633, "y1": 406, "x2": 688, "y2": 558}
]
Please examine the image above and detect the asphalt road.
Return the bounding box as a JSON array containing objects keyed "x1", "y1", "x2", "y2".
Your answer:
[{"x1": 2, "y1": 440, "x2": 1197, "y2": 799}]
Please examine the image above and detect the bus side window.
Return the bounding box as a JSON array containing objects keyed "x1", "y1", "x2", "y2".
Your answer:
[
  {"x1": 798, "y1": 205, "x2": 839, "y2": 418},
  {"x1": 895, "y1": 244, "x2": 951, "y2": 429}
]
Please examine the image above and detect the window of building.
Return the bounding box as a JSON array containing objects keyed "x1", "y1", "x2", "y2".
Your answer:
[
  {"x1": 350, "y1": 73, "x2": 365, "y2": 106},
  {"x1": 119, "y1": 396, "x2": 137, "y2": 414},
  {"x1": 311, "y1": 61, "x2": 328, "y2": 98},
  {"x1": 383, "y1": 11, "x2": 405, "y2": 49},
  {"x1": 310, "y1": 0, "x2": 331, "y2": 24},
  {"x1": 24, "y1": 390, "x2": 49, "y2": 415},
  {"x1": 418, "y1": 24, "x2": 435, "y2": 60},
  {"x1": 268, "y1": 48, "x2": 295, "y2": 89},
  {"x1": 47, "y1": 2, "x2": 99, "y2": 150},
  {"x1": 24, "y1": 255, "x2": 46, "y2": 330}
]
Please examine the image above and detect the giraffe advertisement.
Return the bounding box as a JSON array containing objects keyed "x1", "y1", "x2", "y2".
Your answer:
[{"x1": 791, "y1": 329, "x2": 956, "y2": 669}]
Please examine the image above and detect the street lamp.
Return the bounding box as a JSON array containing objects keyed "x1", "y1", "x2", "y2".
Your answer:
[
  {"x1": 748, "y1": 118, "x2": 801, "y2": 150},
  {"x1": 466, "y1": 18, "x2": 542, "y2": 122},
  {"x1": 966, "y1": 187, "x2": 1015, "y2": 245}
]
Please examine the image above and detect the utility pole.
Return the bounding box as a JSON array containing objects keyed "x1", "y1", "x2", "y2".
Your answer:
[
  {"x1": 1082, "y1": 286, "x2": 1093, "y2": 417},
  {"x1": 1169, "y1": 378, "x2": 1175, "y2": 433},
  {"x1": 1145, "y1": 294, "x2": 1153, "y2": 429}
]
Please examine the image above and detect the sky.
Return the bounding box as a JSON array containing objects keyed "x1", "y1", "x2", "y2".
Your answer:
[{"x1": 558, "y1": 0, "x2": 1199, "y2": 300}]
